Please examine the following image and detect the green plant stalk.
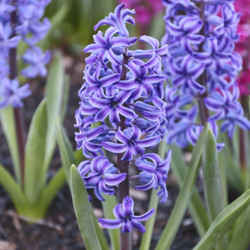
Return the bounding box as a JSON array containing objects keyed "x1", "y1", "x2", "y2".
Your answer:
[
  {"x1": 55, "y1": 119, "x2": 76, "y2": 184},
  {"x1": 155, "y1": 125, "x2": 208, "y2": 250},
  {"x1": 9, "y1": 1, "x2": 26, "y2": 186},
  {"x1": 227, "y1": 206, "x2": 250, "y2": 250},
  {"x1": 170, "y1": 145, "x2": 210, "y2": 237},
  {"x1": 218, "y1": 148, "x2": 228, "y2": 206},
  {"x1": 39, "y1": 167, "x2": 66, "y2": 212},
  {"x1": 140, "y1": 188, "x2": 159, "y2": 250},
  {"x1": 103, "y1": 194, "x2": 120, "y2": 250},
  {"x1": 0, "y1": 106, "x2": 21, "y2": 184},
  {"x1": 203, "y1": 128, "x2": 227, "y2": 250},
  {"x1": 70, "y1": 165, "x2": 103, "y2": 250},
  {"x1": 0, "y1": 164, "x2": 27, "y2": 209},
  {"x1": 221, "y1": 133, "x2": 244, "y2": 193},
  {"x1": 24, "y1": 99, "x2": 48, "y2": 204},
  {"x1": 203, "y1": 129, "x2": 226, "y2": 222},
  {"x1": 41, "y1": 54, "x2": 65, "y2": 187},
  {"x1": 193, "y1": 189, "x2": 250, "y2": 250},
  {"x1": 91, "y1": 208, "x2": 109, "y2": 250},
  {"x1": 140, "y1": 139, "x2": 167, "y2": 250}
]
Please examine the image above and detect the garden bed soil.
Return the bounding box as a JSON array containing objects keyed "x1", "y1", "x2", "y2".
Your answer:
[{"x1": 0, "y1": 54, "x2": 199, "y2": 250}]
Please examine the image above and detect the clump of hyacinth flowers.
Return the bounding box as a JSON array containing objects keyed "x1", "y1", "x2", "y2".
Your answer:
[
  {"x1": 0, "y1": 0, "x2": 51, "y2": 108},
  {"x1": 75, "y1": 3, "x2": 171, "y2": 243},
  {"x1": 162, "y1": 0, "x2": 250, "y2": 149}
]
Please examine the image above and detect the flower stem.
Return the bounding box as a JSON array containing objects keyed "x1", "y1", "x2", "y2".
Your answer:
[
  {"x1": 197, "y1": 0, "x2": 209, "y2": 125},
  {"x1": 10, "y1": 0, "x2": 26, "y2": 186},
  {"x1": 117, "y1": 52, "x2": 132, "y2": 250}
]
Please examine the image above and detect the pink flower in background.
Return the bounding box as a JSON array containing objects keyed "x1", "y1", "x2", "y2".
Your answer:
[
  {"x1": 235, "y1": 1, "x2": 250, "y2": 97},
  {"x1": 238, "y1": 71, "x2": 250, "y2": 96},
  {"x1": 118, "y1": 0, "x2": 164, "y2": 26}
]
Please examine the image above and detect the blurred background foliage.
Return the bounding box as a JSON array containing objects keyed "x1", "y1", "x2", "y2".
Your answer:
[
  {"x1": 43, "y1": 0, "x2": 165, "y2": 54},
  {"x1": 44, "y1": 0, "x2": 116, "y2": 53}
]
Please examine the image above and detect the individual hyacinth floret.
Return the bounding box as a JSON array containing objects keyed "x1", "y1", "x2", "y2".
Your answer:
[
  {"x1": 99, "y1": 196, "x2": 155, "y2": 233},
  {"x1": 75, "y1": 3, "x2": 171, "y2": 233},
  {"x1": 0, "y1": 0, "x2": 51, "y2": 108},
  {"x1": 162, "y1": 0, "x2": 250, "y2": 149}
]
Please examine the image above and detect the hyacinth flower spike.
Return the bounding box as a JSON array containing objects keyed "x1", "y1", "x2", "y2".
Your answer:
[{"x1": 75, "y1": 4, "x2": 171, "y2": 249}]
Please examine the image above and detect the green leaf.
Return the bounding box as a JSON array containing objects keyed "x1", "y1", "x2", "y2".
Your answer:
[
  {"x1": 221, "y1": 133, "x2": 244, "y2": 193},
  {"x1": 60, "y1": 74, "x2": 70, "y2": 122},
  {"x1": 155, "y1": 125, "x2": 209, "y2": 250},
  {"x1": 140, "y1": 139, "x2": 167, "y2": 250},
  {"x1": 140, "y1": 188, "x2": 159, "y2": 250},
  {"x1": 203, "y1": 128, "x2": 225, "y2": 222},
  {"x1": 227, "y1": 206, "x2": 250, "y2": 250},
  {"x1": 70, "y1": 165, "x2": 103, "y2": 250},
  {"x1": 24, "y1": 99, "x2": 48, "y2": 204},
  {"x1": 0, "y1": 106, "x2": 21, "y2": 184},
  {"x1": 102, "y1": 194, "x2": 120, "y2": 250},
  {"x1": 0, "y1": 164, "x2": 26, "y2": 208},
  {"x1": 55, "y1": 119, "x2": 76, "y2": 184},
  {"x1": 193, "y1": 189, "x2": 250, "y2": 250},
  {"x1": 39, "y1": 167, "x2": 66, "y2": 212},
  {"x1": 42, "y1": 54, "x2": 65, "y2": 183},
  {"x1": 170, "y1": 145, "x2": 210, "y2": 237}
]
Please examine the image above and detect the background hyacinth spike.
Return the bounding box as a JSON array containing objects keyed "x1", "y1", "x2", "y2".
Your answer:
[
  {"x1": 162, "y1": 0, "x2": 250, "y2": 149},
  {"x1": 0, "y1": 0, "x2": 52, "y2": 108}
]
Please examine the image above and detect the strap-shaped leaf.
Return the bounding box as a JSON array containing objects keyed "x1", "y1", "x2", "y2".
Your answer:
[
  {"x1": 227, "y1": 206, "x2": 250, "y2": 250},
  {"x1": 203, "y1": 128, "x2": 225, "y2": 222},
  {"x1": 39, "y1": 167, "x2": 66, "y2": 212},
  {"x1": 70, "y1": 165, "x2": 103, "y2": 250},
  {"x1": 24, "y1": 99, "x2": 48, "y2": 204},
  {"x1": 0, "y1": 164, "x2": 26, "y2": 208},
  {"x1": 155, "y1": 125, "x2": 208, "y2": 250},
  {"x1": 0, "y1": 106, "x2": 21, "y2": 184},
  {"x1": 193, "y1": 189, "x2": 250, "y2": 250},
  {"x1": 42, "y1": 54, "x2": 66, "y2": 183},
  {"x1": 102, "y1": 194, "x2": 120, "y2": 250},
  {"x1": 55, "y1": 119, "x2": 76, "y2": 184},
  {"x1": 170, "y1": 145, "x2": 210, "y2": 237},
  {"x1": 140, "y1": 188, "x2": 159, "y2": 250},
  {"x1": 140, "y1": 139, "x2": 166, "y2": 250}
]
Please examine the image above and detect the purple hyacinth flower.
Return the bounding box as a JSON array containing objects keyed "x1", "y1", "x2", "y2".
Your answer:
[
  {"x1": 131, "y1": 35, "x2": 168, "y2": 69},
  {"x1": 0, "y1": 78, "x2": 31, "y2": 108},
  {"x1": 205, "y1": 83, "x2": 243, "y2": 121},
  {"x1": 121, "y1": 60, "x2": 165, "y2": 100},
  {"x1": 0, "y1": 0, "x2": 15, "y2": 18},
  {"x1": 0, "y1": 23, "x2": 20, "y2": 53},
  {"x1": 166, "y1": 15, "x2": 204, "y2": 44},
  {"x1": 21, "y1": 46, "x2": 51, "y2": 78},
  {"x1": 102, "y1": 124, "x2": 159, "y2": 161},
  {"x1": 168, "y1": 55, "x2": 205, "y2": 94},
  {"x1": 75, "y1": 124, "x2": 112, "y2": 158},
  {"x1": 98, "y1": 196, "x2": 155, "y2": 233},
  {"x1": 83, "y1": 63, "x2": 121, "y2": 95},
  {"x1": 135, "y1": 151, "x2": 171, "y2": 203},
  {"x1": 94, "y1": 3, "x2": 135, "y2": 37},
  {"x1": 89, "y1": 90, "x2": 138, "y2": 124},
  {"x1": 84, "y1": 27, "x2": 137, "y2": 65},
  {"x1": 16, "y1": 1, "x2": 51, "y2": 45},
  {"x1": 78, "y1": 156, "x2": 127, "y2": 201}
]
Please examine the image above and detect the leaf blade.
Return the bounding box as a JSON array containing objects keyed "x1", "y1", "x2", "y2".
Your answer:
[
  {"x1": 193, "y1": 189, "x2": 250, "y2": 250},
  {"x1": 24, "y1": 99, "x2": 48, "y2": 204},
  {"x1": 155, "y1": 125, "x2": 208, "y2": 250},
  {"x1": 70, "y1": 165, "x2": 103, "y2": 250}
]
